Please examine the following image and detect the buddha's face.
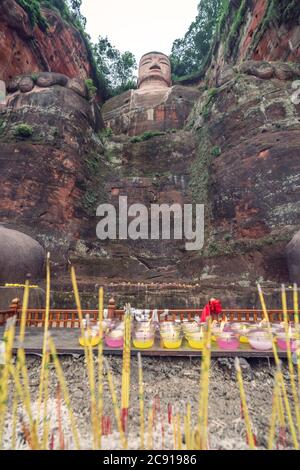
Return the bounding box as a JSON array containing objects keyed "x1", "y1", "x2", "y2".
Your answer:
[{"x1": 138, "y1": 52, "x2": 171, "y2": 89}]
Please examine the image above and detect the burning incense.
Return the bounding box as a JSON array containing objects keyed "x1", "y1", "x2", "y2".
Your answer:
[
  {"x1": 137, "y1": 353, "x2": 145, "y2": 450},
  {"x1": 235, "y1": 358, "x2": 255, "y2": 450},
  {"x1": 257, "y1": 284, "x2": 299, "y2": 447},
  {"x1": 98, "y1": 286, "x2": 104, "y2": 449},
  {"x1": 197, "y1": 318, "x2": 212, "y2": 450},
  {"x1": 104, "y1": 358, "x2": 127, "y2": 449},
  {"x1": 121, "y1": 306, "x2": 132, "y2": 431},
  {"x1": 14, "y1": 281, "x2": 39, "y2": 449},
  {"x1": 56, "y1": 385, "x2": 65, "y2": 450},
  {"x1": 293, "y1": 284, "x2": 300, "y2": 392},
  {"x1": 147, "y1": 408, "x2": 154, "y2": 450},
  {"x1": 71, "y1": 266, "x2": 100, "y2": 448},
  {"x1": 48, "y1": 335, "x2": 81, "y2": 449},
  {"x1": 42, "y1": 350, "x2": 50, "y2": 450},
  {"x1": 177, "y1": 413, "x2": 182, "y2": 450},
  {"x1": 185, "y1": 402, "x2": 191, "y2": 450},
  {"x1": 37, "y1": 253, "x2": 51, "y2": 426},
  {"x1": 281, "y1": 285, "x2": 300, "y2": 439},
  {"x1": 268, "y1": 368, "x2": 282, "y2": 450}
]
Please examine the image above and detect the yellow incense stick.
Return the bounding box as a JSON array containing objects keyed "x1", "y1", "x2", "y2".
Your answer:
[
  {"x1": 137, "y1": 353, "x2": 145, "y2": 450},
  {"x1": 87, "y1": 340, "x2": 98, "y2": 449},
  {"x1": 37, "y1": 253, "x2": 51, "y2": 426},
  {"x1": 293, "y1": 284, "x2": 300, "y2": 392},
  {"x1": 0, "y1": 318, "x2": 16, "y2": 448},
  {"x1": 177, "y1": 414, "x2": 182, "y2": 450},
  {"x1": 147, "y1": 408, "x2": 154, "y2": 450},
  {"x1": 268, "y1": 368, "x2": 283, "y2": 450},
  {"x1": 197, "y1": 319, "x2": 211, "y2": 450},
  {"x1": 48, "y1": 335, "x2": 81, "y2": 449},
  {"x1": 235, "y1": 358, "x2": 255, "y2": 450},
  {"x1": 98, "y1": 287, "x2": 104, "y2": 449},
  {"x1": 42, "y1": 350, "x2": 50, "y2": 450},
  {"x1": 258, "y1": 284, "x2": 298, "y2": 447},
  {"x1": 11, "y1": 390, "x2": 18, "y2": 450},
  {"x1": 71, "y1": 266, "x2": 99, "y2": 447},
  {"x1": 104, "y1": 358, "x2": 127, "y2": 449},
  {"x1": 281, "y1": 285, "x2": 300, "y2": 438}
]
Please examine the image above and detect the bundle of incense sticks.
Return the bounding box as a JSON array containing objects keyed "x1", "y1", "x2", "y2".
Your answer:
[
  {"x1": 4, "y1": 267, "x2": 300, "y2": 450},
  {"x1": 257, "y1": 283, "x2": 299, "y2": 449},
  {"x1": 37, "y1": 253, "x2": 51, "y2": 427},
  {"x1": 137, "y1": 352, "x2": 145, "y2": 450},
  {"x1": 71, "y1": 267, "x2": 99, "y2": 449},
  {"x1": 104, "y1": 358, "x2": 127, "y2": 449},
  {"x1": 292, "y1": 284, "x2": 300, "y2": 391},
  {"x1": 197, "y1": 318, "x2": 212, "y2": 450},
  {"x1": 98, "y1": 287, "x2": 104, "y2": 448},
  {"x1": 121, "y1": 305, "x2": 132, "y2": 432},
  {"x1": 281, "y1": 285, "x2": 300, "y2": 440},
  {"x1": 234, "y1": 357, "x2": 255, "y2": 449}
]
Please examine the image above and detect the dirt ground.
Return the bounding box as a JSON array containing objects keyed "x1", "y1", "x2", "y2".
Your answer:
[{"x1": 2, "y1": 355, "x2": 296, "y2": 450}]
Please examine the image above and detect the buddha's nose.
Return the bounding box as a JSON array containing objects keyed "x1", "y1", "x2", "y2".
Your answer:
[{"x1": 149, "y1": 62, "x2": 161, "y2": 70}]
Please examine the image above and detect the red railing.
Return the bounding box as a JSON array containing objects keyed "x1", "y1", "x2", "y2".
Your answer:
[{"x1": 0, "y1": 300, "x2": 296, "y2": 328}]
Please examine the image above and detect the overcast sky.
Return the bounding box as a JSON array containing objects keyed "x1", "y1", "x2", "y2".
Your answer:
[{"x1": 81, "y1": 0, "x2": 199, "y2": 64}]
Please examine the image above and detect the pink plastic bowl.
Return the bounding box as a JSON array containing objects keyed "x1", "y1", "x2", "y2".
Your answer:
[
  {"x1": 216, "y1": 333, "x2": 240, "y2": 351},
  {"x1": 277, "y1": 337, "x2": 298, "y2": 352},
  {"x1": 105, "y1": 336, "x2": 124, "y2": 348}
]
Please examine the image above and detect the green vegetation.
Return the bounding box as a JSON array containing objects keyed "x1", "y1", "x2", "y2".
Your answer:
[
  {"x1": 250, "y1": 0, "x2": 300, "y2": 56},
  {"x1": 170, "y1": 0, "x2": 223, "y2": 79},
  {"x1": 85, "y1": 79, "x2": 97, "y2": 100},
  {"x1": 16, "y1": 1, "x2": 137, "y2": 101},
  {"x1": 16, "y1": 0, "x2": 48, "y2": 30},
  {"x1": 130, "y1": 131, "x2": 166, "y2": 143},
  {"x1": 30, "y1": 72, "x2": 39, "y2": 82},
  {"x1": 14, "y1": 124, "x2": 33, "y2": 138},
  {"x1": 92, "y1": 36, "x2": 137, "y2": 97},
  {"x1": 189, "y1": 128, "x2": 213, "y2": 207},
  {"x1": 211, "y1": 145, "x2": 221, "y2": 157},
  {"x1": 225, "y1": 0, "x2": 246, "y2": 57},
  {"x1": 0, "y1": 118, "x2": 5, "y2": 136},
  {"x1": 82, "y1": 153, "x2": 109, "y2": 215},
  {"x1": 99, "y1": 127, "x2": 113, "y2": 141},
  {"x1": 217, "y1": 0, "x2": 230, "y2": 36},
  {"x1": 203, "y1": 230, "x2": 297, "y2": 258},
  {"x1": 201, "y1": 88, "x2": 218, "y2": 121}
]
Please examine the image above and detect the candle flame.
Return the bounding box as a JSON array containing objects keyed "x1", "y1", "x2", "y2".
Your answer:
[{"x1": 288, "y1": 325, "x2": 292, "y2": 338}]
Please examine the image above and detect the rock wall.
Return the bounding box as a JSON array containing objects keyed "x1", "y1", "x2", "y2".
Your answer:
[
  {"x1": 0, "y1": 0, "x2": 95, "y2": 84},
  {"x1": 207, "y1": 0, "x2": 300, "y2": 87},
  {"x1": 187, "y1": 63, "x2": 300, "y2": 286},
  {"x1": 0, "y1": 72, "x2": 104, "y2": 264},
  {"x1": 0, "y1": 1, "x2": 300, "y2": 308}
]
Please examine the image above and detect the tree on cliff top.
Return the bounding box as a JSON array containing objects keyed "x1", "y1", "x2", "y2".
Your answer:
[
  {"x1": 15, "y1": 1, "x2": 137, "y2": 99},
  {"x1": 170, "y1": 0, "x2": 222, "y2": 79},
  {"x1": 93, "y1": 36, "x2": 137, "y2": 98}
]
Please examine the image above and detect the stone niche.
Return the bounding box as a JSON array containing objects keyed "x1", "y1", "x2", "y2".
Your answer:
[{"x1": 102, "y1": 51, "x2": 200, "y2": 136}]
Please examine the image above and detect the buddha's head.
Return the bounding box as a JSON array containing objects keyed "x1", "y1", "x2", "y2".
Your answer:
[{"x1": 138, "y1": 52, "x2": 171, "y2": 90}]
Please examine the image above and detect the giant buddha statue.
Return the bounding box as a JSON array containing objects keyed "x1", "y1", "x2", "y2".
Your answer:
[{"x1": 102, "y1": 51, "x2": 200, "y2": 136}]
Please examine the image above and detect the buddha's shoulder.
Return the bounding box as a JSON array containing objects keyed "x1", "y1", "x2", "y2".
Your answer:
[
  {"x1": 102, "y1": 85, "x2": 200, "y2": 117},
  {"x1": 102, "y1": 89, "x2": 132, "y2": 116}
]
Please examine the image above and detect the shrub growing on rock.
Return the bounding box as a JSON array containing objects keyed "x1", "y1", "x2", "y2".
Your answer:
[{"x1": 14, "y1": 124, "x2": 33, "y2": 139}]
